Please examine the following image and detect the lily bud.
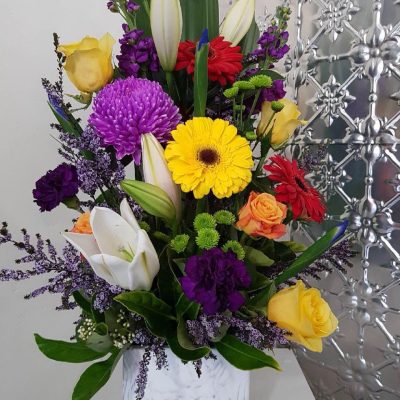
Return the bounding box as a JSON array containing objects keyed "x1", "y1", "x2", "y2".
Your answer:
[
  {"x1": 220, "y1": 0, "x2": 256, "y2": 46},
  {"x1": 150, "y1": 0, "x2": 182, "y2": 72},
  {"x1": 141, "y1": 133, "x2": 181, "y2": 219},
  {"x1": 121, "y1": 179, "x2": 176, "y2": 223}
]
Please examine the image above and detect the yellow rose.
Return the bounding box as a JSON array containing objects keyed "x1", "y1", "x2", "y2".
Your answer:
[
  {"x1": 257, "y1": 98, "x2": 307, "y2": 148},
  {"x1": 267, "y1": 280, "x2": 338, "y2": 352},
  {"x1": 58, "y1": 33, "x2": 115, "y2": 93}
]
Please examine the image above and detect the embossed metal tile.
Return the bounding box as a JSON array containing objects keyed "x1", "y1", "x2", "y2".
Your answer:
[{"x1": 286, "y1": 1, "x2": 400, "y2": 399}]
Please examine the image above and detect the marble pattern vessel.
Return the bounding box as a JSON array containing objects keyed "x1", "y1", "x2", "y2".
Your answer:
[{"x1": 123, "y1": 348, "x2": 250, "y2": 400}]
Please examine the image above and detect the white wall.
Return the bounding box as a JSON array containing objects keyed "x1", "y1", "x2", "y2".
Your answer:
[{"x1": 0, "y1": 1, "x2": 286, "y2": 399}]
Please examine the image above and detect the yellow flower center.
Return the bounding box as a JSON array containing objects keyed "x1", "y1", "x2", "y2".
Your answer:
[{"x1": 197, "y1": 147, "x2": 220, "y2": 166}]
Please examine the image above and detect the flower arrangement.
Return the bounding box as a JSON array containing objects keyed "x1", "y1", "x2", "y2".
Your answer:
[{"x1": 0, "y1": 1, "x2": 354, "y2": 399}]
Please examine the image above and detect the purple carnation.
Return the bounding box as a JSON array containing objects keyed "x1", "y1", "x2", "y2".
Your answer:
[
  {"x1": 117, "y1": 24, "x2": 160, "y2": 77},
  {"x1": 33, "y1": 164, "x2": 79, "y2": 212},
  {"x1": 181, "y1": 248, "x2": 251, "y2": 315},
  {"x1": 89, "y1": 77, "x2": 181, "y2": 163}
]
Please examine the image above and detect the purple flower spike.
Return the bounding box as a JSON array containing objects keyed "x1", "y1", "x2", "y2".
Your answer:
[
  {"x1": 117, "y1": 24, "x2": 160, "y2": 77},
  {"x1": 89, "y1": 77, "x2": 181, "y2": 163},
  {"x1": 181, "y1": 248, "x2": 251, "y2": 315},
  {"x1": 33, "y1": 164, "x2": 79, "y2": 212}
]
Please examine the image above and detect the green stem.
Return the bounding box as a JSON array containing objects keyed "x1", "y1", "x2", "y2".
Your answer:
[
  {"x1": 239, "y1": 93, "x2": 245, "y2": 131},
  {"x1": 142, "y1": 0, "x2": 150, "y2": 16},
  {"x1": 165, "y1": 71, "x2": 180, "y2": 104},
  {"x1": 247, "y1": 89, "x2": 262, "y2": 121}
]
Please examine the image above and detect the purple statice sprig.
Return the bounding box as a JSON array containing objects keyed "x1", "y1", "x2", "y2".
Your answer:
[
  {"x1": 186, "y1": 313, "x2": 288, "y2": 351},
  {"x1": 0, "y1": 224, "x2": 122, "y2": 312},
  {"x1": 263, "y1": 239, "x2": 356, "y2": 282},
  {"x1": 117, "y1": 24, "x2": 160, "y2": 77},
  {"x1": 134, "y1": 338, "x2": 168, "y2": 400},
  {"x1": 58, "y1": 126, "x2": 129, "y2": 210}
]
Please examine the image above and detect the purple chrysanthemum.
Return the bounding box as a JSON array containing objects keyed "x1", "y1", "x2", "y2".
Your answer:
[
  {"x1": 33, "y1": 164, "x2": 79, "y2": 212},
  {"x1": 181, "y1": 248, "x2": 251, "y2": 315},
  {"x1": 89, "y1": 77, "x2": 181, "y2": 163},
  {"x1": 117, "y1": 25, "x2": 160, "y2": 77}
]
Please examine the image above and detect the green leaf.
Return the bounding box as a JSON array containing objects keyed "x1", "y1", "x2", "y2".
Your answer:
[
  {"x1": 239, "y1": 17, "x2": 260, "y2": 54},
  {"x1": 135, "y1": 0, "x2": 151, "y2": 36},
  {"x1": 246, "y1": 264, "x2": 270, "y2": 291},
  {"x1": 86, "y1": 323, "x2": 113, "y2": 353},
  {"x1": 274, "y1": 241, "x2": 296, "y2": 262},
  {"x1": 48, "y1": 101, "x2": 82, "y2": 136},
  {"x1": 167, "y1": 332, "x2": 210, "y2": 361},
  {"x1": 173, "y1": 258, "x2": 187, "y2": 274},
  {"x1": 177, "y1": 316, "x2": 198, "y2": 350},
  {"x1": 247, "y1": 282, "x2": 277, "y2": 314},
  {"x1": 115, "y1": 291, "x2": 176, "y2": 337},
  {"x1": 72, "y1": 350, "x2": 121, "y2": 400},
  {"x1": 275, "y1": 222, "x2": 348, "y2": 285},
  {"x1": 193, "y1": 40, "x2": 209, "y2": 117},
  {"x1": 73, "y1": 291, "x2": 92, "y2": 315},
  {"x1": 215, "y1": 335, "x2": 281, "y2": 371},
  {"x1": 34, "y1": 334, "x2": 108, "y2": 363},
  {"x1": 176, "y1": 293, "x2": 200, "y2": 320},
  {"x1": 281, "y1": 241, "x2": 307, "y2": 253},
  {"x1": 244, "y1": 246, "x2": 275, "y2": 267},
  {"x1": 180, "y1": 0, "x2": 219, "y2": 41},
  {"x1": 252, "y1": 69, "x2": 284, "y2": 82}
]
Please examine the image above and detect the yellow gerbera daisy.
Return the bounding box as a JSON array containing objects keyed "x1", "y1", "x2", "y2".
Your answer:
[{"x1": 165, "y1": 117, "x2": 253, "y2": 199}]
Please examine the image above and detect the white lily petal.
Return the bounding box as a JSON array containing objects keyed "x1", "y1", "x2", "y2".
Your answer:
[
  {"x1": 90, "y1": 206, "x2": 138, "y2": 257},
  {"x1": 220, "y1": 0, "x2": 255, "y2": 46},
  {"x1": 130, "y1": 229, "x2": 160, "y2": 290},
  {"x1": 63, "y1": 232, "x2": 100, "y2": 260},
  {"x1": 142, "y1": 133, "x2": 181, "y2": 219},
  {"x1": 90, "y1": 254, "x2": 132, "y2": 289},
  {"x1": 150, "y1": 0, "x2": 182, "y2": 71},
  {"x1": 120, "y1": 198, "x2": 141, "y2": 231}
]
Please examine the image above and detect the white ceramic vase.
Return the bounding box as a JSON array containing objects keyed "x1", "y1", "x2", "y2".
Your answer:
[{"x1": 123, "y1": 348, "x2": 250, "y2": 400}]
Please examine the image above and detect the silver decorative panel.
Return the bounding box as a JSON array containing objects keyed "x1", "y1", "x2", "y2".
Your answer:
[{"x1": 286, "y1": 0, "x2": 400, "y2": 399}]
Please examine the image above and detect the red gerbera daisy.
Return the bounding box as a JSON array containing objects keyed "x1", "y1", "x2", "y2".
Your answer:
[
  {"x1": 175, "y1": 36, "x2": 243, "y2": 86},
  {"x1": 264, "y1": 155, "x2": 326, "y2": 222}
]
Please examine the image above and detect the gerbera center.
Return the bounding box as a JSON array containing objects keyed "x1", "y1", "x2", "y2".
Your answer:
[
  {"x1": 295, "y1": 177, "x2": 308, "y2": 192},
  {"x1": 198, "y1": 148, "x2": 220, "y2": 166}
]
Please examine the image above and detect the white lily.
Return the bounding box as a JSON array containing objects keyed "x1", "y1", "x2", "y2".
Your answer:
[
  {"x1": 150, "y1": 0, "x2": 182, "y2": 72},
  {"x1": 220, "y1": 0, "x2": 255, "y2": 46},
  {"x1": 141, "y1": 133, "x2": 181, "y2": 219},
  {"x1": 63, "y1": 199, "x2": 159, "y2": 291}
]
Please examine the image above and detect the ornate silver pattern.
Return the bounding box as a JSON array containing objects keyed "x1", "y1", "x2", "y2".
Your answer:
[{"x1": 287, "y1": 1, "x2": 400, "y2": 399}]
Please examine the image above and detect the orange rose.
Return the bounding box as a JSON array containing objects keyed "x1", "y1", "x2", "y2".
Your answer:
[
  {"x1": 71, "y1": 212, "x2": 92, "y2": 234},
  {"x1": 236, "y1": 192, "x2": 287, "y2": 239}
]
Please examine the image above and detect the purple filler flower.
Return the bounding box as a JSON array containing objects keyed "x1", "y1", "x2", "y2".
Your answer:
[
  {"x1": 89, "y1": 77, "x2": 181, "y2": 163},
  {"x1": 249, "y1": 26, "x2": 290, "y2": 65},
  {"x1": 33, "y1": 164, "x2": 79, "y2": 212},
  {"x1": 181, "y1": 248, "x2": 251, "y2": 315},
  {"x1": 117, "y1": 25, "x2": 160, "y2": 77},
  {"x1": 261, "y1": 79, "x2": 286, "y2": 102}
]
